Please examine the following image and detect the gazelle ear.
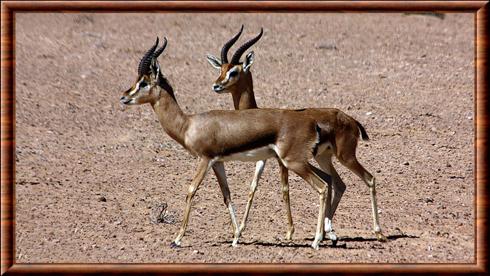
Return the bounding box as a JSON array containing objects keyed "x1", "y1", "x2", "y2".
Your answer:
[
  {"x1": 243, "y1": 51, "x2": 255, "y2": 73},
  {"x1": 206, "y1": 54, "x2": 222, "y2": 70},
  {"x1": 150, "y1": 59, "x2": 161, "y2": 79}
]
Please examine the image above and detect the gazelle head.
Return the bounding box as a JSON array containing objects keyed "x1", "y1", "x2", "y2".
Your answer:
[
  {"x1": 206, "y1": 26, "x2": 263, "y2": 93},
  {"x1": 120, "y1": 37, "x2": 174, "y2": 106}
]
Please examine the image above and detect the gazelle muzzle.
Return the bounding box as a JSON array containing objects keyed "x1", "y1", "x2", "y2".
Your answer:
[
  {"x1": 212, "y1": 83, "x2": 225, "y2": 93},
  {"x1": 120, "y1": 96, "x2": 131, "y2": 104}
]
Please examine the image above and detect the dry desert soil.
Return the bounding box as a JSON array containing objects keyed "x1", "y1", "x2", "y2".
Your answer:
[{"x1": 15, "y1": 13, "x2": 474, "y2": 263}]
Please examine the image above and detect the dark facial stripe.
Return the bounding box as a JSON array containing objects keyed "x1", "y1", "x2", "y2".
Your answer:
[{"x1": 124, "y1": 87, "x2": 133, "y2": 94}]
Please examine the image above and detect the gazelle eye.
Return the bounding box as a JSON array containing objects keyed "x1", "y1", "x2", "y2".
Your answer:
[
  {"x1": 229, "y1": 71, "x2": 238, "y2": 77},
  {"x1": 140, "y1": 81, "x2": 147, "y2": 87}
]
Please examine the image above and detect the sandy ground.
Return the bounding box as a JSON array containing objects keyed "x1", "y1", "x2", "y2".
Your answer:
[{"x1": 14, "y1": 13, "x2": 474, "y2": 263}]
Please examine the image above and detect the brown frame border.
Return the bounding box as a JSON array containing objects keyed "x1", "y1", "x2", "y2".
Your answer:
[{"x1": 1, "y1": 1, "x2": 488, "y2": 275}]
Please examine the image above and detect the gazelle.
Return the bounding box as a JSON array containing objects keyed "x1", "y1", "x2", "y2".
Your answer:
[
  {"x1": 206, "y1": 26, "x2": 387, "y2": 242},
  {"x1": 120, "y1": 36, "x2": 335, "y2": 249}
]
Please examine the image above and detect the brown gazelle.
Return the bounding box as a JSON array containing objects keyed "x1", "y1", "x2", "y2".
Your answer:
[
  {"x1": 207, "y1": 25, "x2": 296, "y2": 242},
  {"x1": 120, "y1": 36, "x2": 335, "y2": 249},
  {"x1": 206, "y1": 26, "x2": 387, "y2": 242}
]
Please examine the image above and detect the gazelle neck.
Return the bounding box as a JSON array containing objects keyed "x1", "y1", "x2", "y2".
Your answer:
[
  {"x1": 231, "y1": 71, "x2": 257, "y2": 110},
  {"x1": 151, "y1": 83, "x2": 189, "y2": 148}
]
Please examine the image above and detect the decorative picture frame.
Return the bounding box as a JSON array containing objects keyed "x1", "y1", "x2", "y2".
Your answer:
[{"x1": 1, "y1": 1, "x2": 487, "y2": 274}]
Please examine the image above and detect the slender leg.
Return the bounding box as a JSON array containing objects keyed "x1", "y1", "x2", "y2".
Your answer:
[
  {"x1": 278, "y1": 160, "x2": 294, "y2": 240},
  {"x1": 367, "y1": 177, "x2": 386, "y2": 241},
  {"x1": 212, "y1": 162, "x2": 240, "y2": 247},
  {"x1": 286, "y1": 162, "x2": 329, "y2": 250},
  {"x1": 324, "y1": 183, "x2": 335, "y2": 242},
  {"x1": 309, "y1": 165, "x2": 330, "y2": 249},
  {"x1": 339, "y1": 157, "x2": 387, "y2": 241},
  {"x1": 315, "y1": 153, "x2": 346, "y2": 242},
  {"x1": 172, "y1": 158, "x2": 212, "y2": 247},
  {"x1": 238, "y1": 160, "x2": 266, "y2": 236}
]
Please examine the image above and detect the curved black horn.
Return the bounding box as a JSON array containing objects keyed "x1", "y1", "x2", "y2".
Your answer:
[
  {"x1": 153, "y1": 37, "x2": 168, "y2": 58},
  {"x1": 138, "y1": 37, "x2": 159, "y2": 76},
  {"x1": 230, "y1": 28, "x2": 263, "y2": 65},
  {"x1": 221, "y1": 25, "x2": 244, "y2": 64}
]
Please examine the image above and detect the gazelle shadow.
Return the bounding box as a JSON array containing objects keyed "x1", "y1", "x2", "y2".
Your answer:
[
  {"x1": 210, "y1": 240, "x2": 342, "y2": 248},
  {"x1": 336, "y1": 233, "x2": 419, "y2": 243},
  {"x1": 209, "y1": 234, "x2": 418, "y2": 249}
]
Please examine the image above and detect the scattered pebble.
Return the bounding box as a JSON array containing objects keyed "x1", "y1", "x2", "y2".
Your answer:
[
  {"x1": 424, "y1": 197, "x2": 434, "y2": 203},
  {"x1": 317, "y1": 44, "x2": 337, "y2": 50}
]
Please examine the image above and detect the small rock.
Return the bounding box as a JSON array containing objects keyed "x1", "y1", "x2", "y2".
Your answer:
[
  {"x1": 403, "y1": 161, "x2": 410, "y2": 166},
  {"x1": 394, "y1": 227, "x2": 405, "y2": 235},
  {"x1": 424, "y1": 197, "x2": 434, "y2": 203},
  {"x1": 317, "y1": 44, "x2": 337, "y2": 50},
  {"x1": 98, "y1": 196, "x2": 107, "y2": 202}
]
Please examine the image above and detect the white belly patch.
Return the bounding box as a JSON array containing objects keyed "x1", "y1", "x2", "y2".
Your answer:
[{"x1": 219, "y1": 145, "x2": 276, "y2": 162}]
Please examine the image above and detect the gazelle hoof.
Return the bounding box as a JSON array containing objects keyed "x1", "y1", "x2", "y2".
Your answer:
[
  {"x1": 326, "y1": 231, "x2": 337, "y2": 241},
  {"x1": 170, "y1": 241, "x2": 180, "y2": 248},
  {"x1": 331, "y1": 238, "x2": 338, "y2": 247},
  {"x1": 232, "y1": 240, "x2": 239, "y2": 247},
  {"x1": 311, "y1": 242, "x2": 320, "y2": 250},
  {"x1": 376, "y1": 232, "x2": 388, "y2": 242}
]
